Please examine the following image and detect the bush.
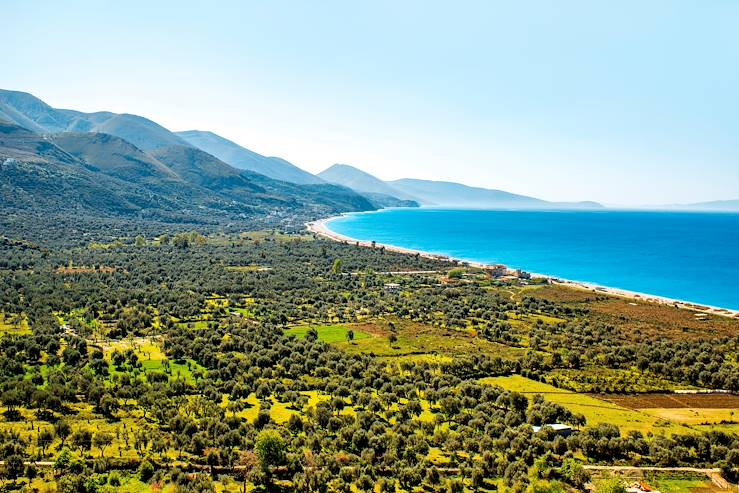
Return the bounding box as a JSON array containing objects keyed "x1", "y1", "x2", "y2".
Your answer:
[
  {"x1": 108, "y1": 471, "x2": 121, "y2": 486},
  {"x1": 255, "y1": 429, "x2": 286, "y2": 472},
  {"x1": 594, "y1": 479, "x2": 626, "y2": 493},
  {"x1": 54, "y1": 448, "x2": 72, "y2": 472},
  {"x1": 559, "y1": 458, "x2": 590, "y2": 487},
  {"x1": 139, "y1": 459, "x2": 155, "y2": 481}
]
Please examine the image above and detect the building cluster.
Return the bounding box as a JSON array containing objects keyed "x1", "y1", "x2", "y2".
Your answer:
[{"x1": 483, "y1": 264, "x2": 532, "y2": 280}]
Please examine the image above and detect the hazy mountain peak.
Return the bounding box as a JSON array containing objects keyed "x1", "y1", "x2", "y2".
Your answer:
[
  {"x1": 0, "y1": 89, "x2": 74, "y2": 133},
  {"x1": 318, "y1": 164, "x2": 417, "y2": 201}
]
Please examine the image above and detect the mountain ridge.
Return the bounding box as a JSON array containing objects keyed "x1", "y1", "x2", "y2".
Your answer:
[
  {"x1": 318, "y1": 163, "x2": 603, "y2": 209},
  {"x1": 0, "y1": 89, "x2": 191, "y2": 151},
  {"x1": 318, "y1": 164, "x2": 417, "y2": 201},
  {"x1": 0, "y1": 119, "x2": 375, "y2": 223},
  {"x1": 176, "y1": 130, "x2": 323, "y2": 185}
]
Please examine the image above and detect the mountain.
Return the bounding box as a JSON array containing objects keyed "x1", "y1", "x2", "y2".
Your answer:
[
  {"x1": 49, "y1": 132, "x2": 181, "y2": 183},
  {"x1": 318, "y1": 164, "x2": 601, "y2": 209},
  {"x1": 0, "y1": 121, "x2": 375, "y2": 222},
  {"x1": 388, "y1": 178, "x2": 546, "y2": 207},
  {"x1": 176, "y1": 130, "x2": 323, "y2": 185},
  {"x1": 680, "y1": 199, "x2": 739, "y2": 212},
  {"x1": 0, "y1": 122, "x2": 179, "y2": 215},
  {"x1": 1, "y1": 88, "x2": 601, "y2": 215},
  {"x1": 240, "y1": 171, "x2": 376, "y2": 213},
  {"x1": 318, "y1": 164, "x2": 420, "y2": 208},
  {"x1": 0, "y1": 89, "x2": 73, "y2": 133},
  {"x1": 389, "y1": 178, "x2": 603, "y2": 209},
  {"x1": 0, "y1": 89, "x2": 191, "y2": 151},
  {"x1": 150, "y1": 145, "x2": 264, "y2": 194},
  {"x1": 318, "y1": 164, "x2": 416, "y2": 200},
  {"x1": 150, "y1": 144, "x2": 374, "y2": 211},
  {"x1": 74, "y1": 112, "x2": 191, "y2": 151}
]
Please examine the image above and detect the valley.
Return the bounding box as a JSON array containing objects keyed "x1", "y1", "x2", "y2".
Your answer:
[{"x1": 0, "y1": 223, "x2": 736, "y2": 492}]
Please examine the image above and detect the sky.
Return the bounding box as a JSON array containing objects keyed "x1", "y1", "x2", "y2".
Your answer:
[{"x1": 4, "y1": 1, "x2": 739, "y2": 205}]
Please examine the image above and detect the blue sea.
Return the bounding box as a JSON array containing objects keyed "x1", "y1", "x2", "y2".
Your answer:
[{"x1": 326, "y1": 208, "x2": 739, "y2": 311}]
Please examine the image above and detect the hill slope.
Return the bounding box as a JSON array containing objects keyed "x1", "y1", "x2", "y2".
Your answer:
[
  {"x1": 49, "y1": 132, "x2": 180, "y2": 183},
  {"x1": 318, "y1": 164, "x2": 416, "y2": 200},
  {"x1": 0, "y1": 89, "x2": 191, "y2": 151},
  {"x1": 389, "y1": 178, "x2": 602, "y2": 209},
  {"x1": 389, "y1": 178, "x2": 547, "y2": 207},
  {"x1": 176, "y1": 130, "x2": 323, "y2": 185},
  {"x1": 151, "y1": 145, "x2": 374, "y2": 211},
  {"x1": 1, "y1": 122, "x2": 376, "y2": 222},
  {"x1": 683, "y1": 199, "x2": 739, "y2": 211},
  {"x1": 0, "y1": 122, "x2": 177, "y2": 215}
]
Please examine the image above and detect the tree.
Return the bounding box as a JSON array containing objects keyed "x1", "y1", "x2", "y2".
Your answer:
[
  {"x1": 236, "y1": 451, "x2": 262, "y2": 493},
  {"x1": 389, "y1": 333, "x2": 398, "y2": 346},
  {"x1": 55, "y1": 420, "x2": 72, "y2": 448},
  {"x1": 138, "y1": 459, "x2": 155, "y2": 481},
  {"x1": 306, "y1": 327, "x2": 319, "y2": 342},
  {"x1": 72, "y1": 429, "x2": 92, "y2": 454},
  {"x1": 173, "y1": 233, "x2": 190, "y2": 249},
  {"x1": 331, "y1": 259, "x2": 342, "y2": 274},
  {"x1": 2, "y1": 454, "x2": 24, "y2": 481},
  {"x1": 255, "y1": 430, "x2": 286, "y2": 482},
  {"x1": 135, "y1": 235, "x2": 146, "y2": 247},
  {"x1": 559, "y1": 458, "x2": 589, "y2": 487},
  {"x1": 446, "y1": 478, "x2": 464, "y2": 493},
  {"x1": 346, "y1": 329, "x2": 354, "y2": 344},
  {"x1": 331, "y1": 396, "x2": 345, "y2": 416},
  {"x1": 38, "y1": 428, "x2": 55, "y2": 456},
  {"x1": 1, "y1": 390, "x2": 21, "y2": 421},
  {"x1": 93, "y1": 432, "x2": 113, "y2": 457}
]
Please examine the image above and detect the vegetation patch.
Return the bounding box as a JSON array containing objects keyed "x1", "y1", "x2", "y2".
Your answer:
[
  {"x1": 481, "y1": 375, "x2": 684, "y2": 434},
  {"x1": 284, "y1": 323, "x2": 371, "y2": 343}
]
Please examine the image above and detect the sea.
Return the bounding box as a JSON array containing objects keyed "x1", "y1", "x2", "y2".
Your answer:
[{"x1": 325, "y1": 208, "x2": 739, "y2": 311}]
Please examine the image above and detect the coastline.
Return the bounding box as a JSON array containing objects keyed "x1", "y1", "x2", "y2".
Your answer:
[{"x1": 307, "y1": 214, "x2": 739, "y2": 319}]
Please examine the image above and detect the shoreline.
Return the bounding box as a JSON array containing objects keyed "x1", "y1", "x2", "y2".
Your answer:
[{"x1": 306, "y1": 215, "x2": 739, "y2": 319}]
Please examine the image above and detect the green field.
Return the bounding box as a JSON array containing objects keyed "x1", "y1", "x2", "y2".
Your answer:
[
  {"x1": 331, "y1": 320, "x2": 526, "y2": 363},
  {"x1": 103, "y1": 337, "x2": 205, "y2": 385},
  {"x1": 0, "y1": 312, "x2": 31, "y2": 335},
  {"x1": 284, "y1": 324, "x2": 371, "y2": 344},
  {"x1": 480, "y1": 375, "x2": 685, "y2": 434}
]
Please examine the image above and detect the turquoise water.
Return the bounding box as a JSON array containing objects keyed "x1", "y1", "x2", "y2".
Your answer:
[{"x1": 326, "y1": 208, "x2": 739, "y2": 310}]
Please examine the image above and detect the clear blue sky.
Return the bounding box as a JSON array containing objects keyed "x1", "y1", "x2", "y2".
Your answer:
[{"x1": 5, "y1": 1, "x2": 739, "y2": 205}]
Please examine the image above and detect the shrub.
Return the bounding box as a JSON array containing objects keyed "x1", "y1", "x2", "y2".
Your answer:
[
  {"x1": 594, "y1": 479, "x2": 626, "y2": 493},
  {"x1": 108, "y1": 471, "x2": 121, "y2": 486},
  {"x1": 139, "y1": 459, "x2": 155, "y2": 481}
]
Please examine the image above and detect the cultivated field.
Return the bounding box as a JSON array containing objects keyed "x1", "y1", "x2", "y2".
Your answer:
[
  {"x1": 479, "y1": 375, "x2": 685, "y2": 434},
  {"x1": 522, "y1": 284, "x2": 739, "y2": 341},
  {"x1": 596, "y1": 393, "x2": 739, "y2": 431},
  {"x1": 598, "y1": 393, "x2": 739, "y2": 409}
]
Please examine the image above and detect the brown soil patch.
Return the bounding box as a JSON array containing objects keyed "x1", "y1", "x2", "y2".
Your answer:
[
  {"x1": 524, "y1": 284, "x2": 739, "y2": 341},
  {"x1": 595, "y1": 393, "x2": 739, "y2": 409}
]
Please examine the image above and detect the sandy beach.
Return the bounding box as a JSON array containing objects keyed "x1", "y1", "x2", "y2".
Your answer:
[{"x1": 307, "y1": 215, "x2": 739, "y2": 319}]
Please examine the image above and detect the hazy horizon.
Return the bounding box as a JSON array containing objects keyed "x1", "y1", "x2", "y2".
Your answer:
[{"x1": 5, "y1": 1, "x2": 739, "y2": 205}]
